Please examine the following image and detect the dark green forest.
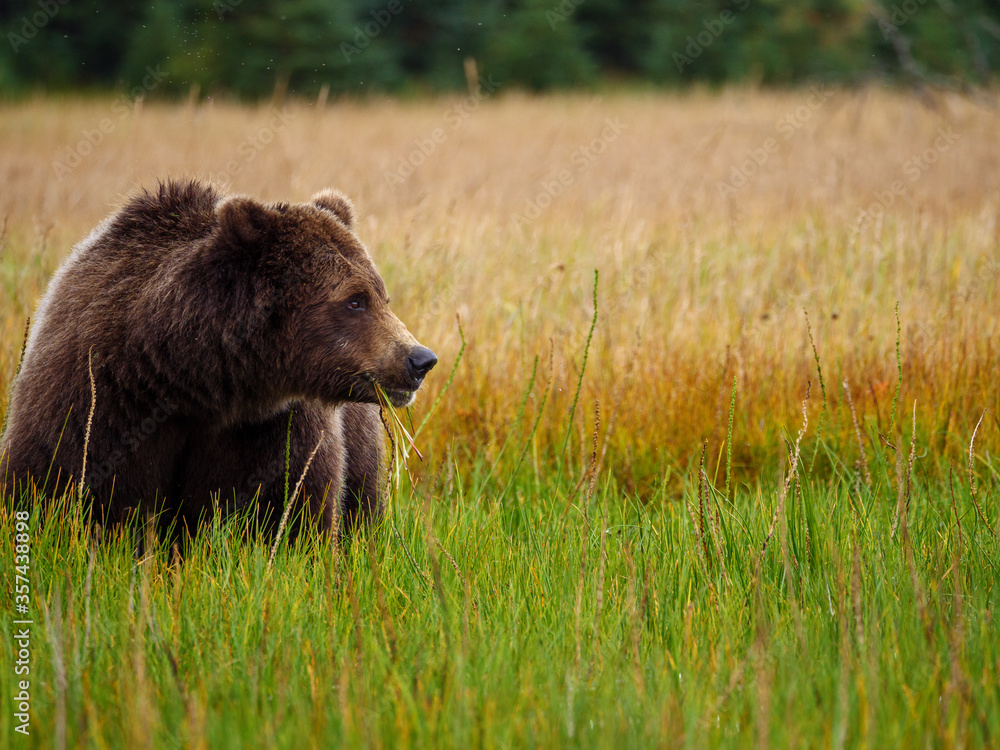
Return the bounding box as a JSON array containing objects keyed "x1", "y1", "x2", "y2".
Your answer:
[{"x1": 3, "y1": 0, "x2": 1000, "y2": 97}]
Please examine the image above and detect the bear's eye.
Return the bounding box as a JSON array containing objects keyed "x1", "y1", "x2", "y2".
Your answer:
[{"x1": 347, "y1": 296, "x2": 367, "y2": 312}]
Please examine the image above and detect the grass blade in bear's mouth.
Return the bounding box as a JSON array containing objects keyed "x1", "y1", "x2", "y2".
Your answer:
[
  {"x1": 385, "y1": 389, "x2": 414, "y2": 407},
  {"x1": 374, "y1": 383, "x2": 423, "y2": 460}
]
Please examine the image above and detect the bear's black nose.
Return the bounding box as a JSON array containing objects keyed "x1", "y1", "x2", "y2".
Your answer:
[{"x1": 406, "y1": 346, "x2": 438, "y2": 380}]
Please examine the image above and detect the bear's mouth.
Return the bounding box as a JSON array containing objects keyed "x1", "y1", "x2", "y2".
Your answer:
[
  {"x1": 355, "y1": 376, "x2": 416, "y2": 409},
  {"x1": 381, "y1": 388, "x2": 416, "y2": 408}
]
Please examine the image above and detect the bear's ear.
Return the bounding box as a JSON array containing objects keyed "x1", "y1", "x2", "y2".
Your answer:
[
  {"x1": 311, "y1": 189, "x2": 355, "y2": 228},
  {"x1": 216, "y1": 195, "x2": 278, "y2": 248}
]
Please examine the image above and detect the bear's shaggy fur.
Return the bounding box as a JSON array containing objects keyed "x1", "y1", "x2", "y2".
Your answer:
[{"x1": 0, "y1": 180, "x2": 436, "y2": 535}]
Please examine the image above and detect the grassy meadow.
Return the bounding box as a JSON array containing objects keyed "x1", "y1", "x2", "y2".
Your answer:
[{"x1": 1, "y1": 88, "x2": 999, "y2": 747}]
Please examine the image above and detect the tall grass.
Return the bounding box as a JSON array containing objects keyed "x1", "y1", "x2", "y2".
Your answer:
[
  {"x1": 1, "y1": 89, "x2": 999, "y2": 747},
  {"x1": 1, "y1": 89, "x2": 998, "y2": 489},
  {"x1": 1, "y1": 417, "x2": 997, "y2": 747}
]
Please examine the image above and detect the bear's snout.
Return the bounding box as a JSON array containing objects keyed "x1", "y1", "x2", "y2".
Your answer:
[{"x1": 405, "y1": 346, "x2": 438, "y2": 381}]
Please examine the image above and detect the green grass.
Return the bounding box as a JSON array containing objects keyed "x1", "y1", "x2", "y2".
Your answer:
[
  {"x1": 2, "y1": 90, "x2": 1000, "y2": 748},
  {"x1": 2, "y1": 428, "x2": 998, "y2": 748}
]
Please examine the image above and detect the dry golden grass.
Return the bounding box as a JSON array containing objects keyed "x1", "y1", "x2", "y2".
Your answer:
[{"x1": 1, "y1": 88, "x2": 998, "y2": 492}]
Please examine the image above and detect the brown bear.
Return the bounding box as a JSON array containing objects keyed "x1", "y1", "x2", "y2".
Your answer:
[{"x1": 0, "y1": 180, "x2": 437, "y2": 536}]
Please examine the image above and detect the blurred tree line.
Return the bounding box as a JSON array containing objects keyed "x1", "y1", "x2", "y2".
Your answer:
[{"x1": 3, "y1": 0, "x2": 1000, "y2": 97}]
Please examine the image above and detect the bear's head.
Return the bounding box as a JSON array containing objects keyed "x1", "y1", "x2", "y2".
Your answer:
[{"x1": 214, "y1": 189, "x2": 437, "y2": 409}]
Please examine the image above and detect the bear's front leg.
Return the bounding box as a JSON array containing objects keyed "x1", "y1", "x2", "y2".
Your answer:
[
  {"x1": 338, "y1": 403, "x2": 386, "y2": 534},
  {"x1": 177, "y1": 401, "x2": 346, "y2": 537}
]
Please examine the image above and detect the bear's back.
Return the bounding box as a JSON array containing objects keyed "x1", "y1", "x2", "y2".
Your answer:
[
  {"x1": 107, "y1": 180, "x2": 220, "y2": 252},
  {"x1": 21, "y1": 181, "x2": 221, "y2": 367},
  {"x1": 1, "y1": 182, "x2": 225, "y2": 479}
]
